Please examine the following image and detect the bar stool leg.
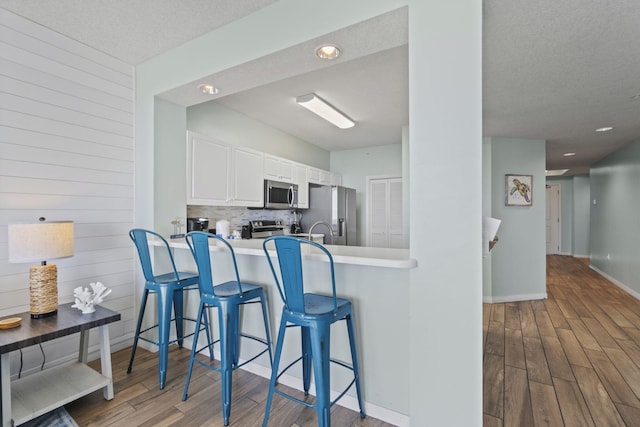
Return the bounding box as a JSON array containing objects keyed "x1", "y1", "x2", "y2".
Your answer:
[
  {"x1": 301, "y1": 326, "x2": 312, "y2": 395},
  {"x1": 219, "y1": 300, "x2": 237, "y2": 426},
  {"x1": 263, "y1": 317, "x2": 287, "y2": 427},
  {"x1": 310, "y1": 323, "x2": 331, "y2": 427},
  {"x1": 346, "y1": 315, "x2": 365, "y2": 418},
  {"x1": 127, "y1": 288, "x2": 149, "y2": 374},
  {"x1": 173, "y1": 288, "x2": 185, "y2": 347},
  {"x1": 156, "y1": 286, "x2": 173, "y2": 389},
  {"x1": 182, "y1": 302, "x2": 205, "y2": 400},
  {"x1": 259, "y1": 297, "x2": 274, "y2": 366}
]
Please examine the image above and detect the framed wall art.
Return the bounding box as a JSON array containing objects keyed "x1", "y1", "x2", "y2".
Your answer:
[{"x1": 505, "y1": 174, "x2": 533, "y2": 206}]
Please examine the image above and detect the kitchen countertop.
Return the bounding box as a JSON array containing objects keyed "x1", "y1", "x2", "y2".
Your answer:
[{"x1": 159, "y1": 236, "x2": 417, "y2": 269}]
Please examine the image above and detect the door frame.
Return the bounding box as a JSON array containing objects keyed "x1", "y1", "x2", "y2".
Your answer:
[{"x1": 546, "y1": 183, "x2": 561, "y2": 254}]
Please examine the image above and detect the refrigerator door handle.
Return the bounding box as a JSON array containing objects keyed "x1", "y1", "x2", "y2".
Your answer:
[{"x1": 338, "y1": 218, "x2": 345, "y2": 237}]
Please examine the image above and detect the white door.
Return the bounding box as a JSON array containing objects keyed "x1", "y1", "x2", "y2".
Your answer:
[
  {"x1": 367, "y1": 176, "x2": 405, "y2": 248},
  {"x1": 546, "y1": 184, "x2": 561, "y2": 254}
]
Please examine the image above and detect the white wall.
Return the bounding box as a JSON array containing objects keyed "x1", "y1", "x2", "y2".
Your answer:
[
  {"x1": 408, "y1": 1, "x2": 482, "y2": 425},
  {"x1": 0, "y1": 9, "x2": 134, "y2": 372},
  {"x1": 486, "y1": 137, "x2": 547, "y2": 301},
  {"x1": 154, "y1": 98, "x2": 188, "y2": 237},
  {"x1": 590, "y1": 140, "x2": 640, "y2": 293},
  {"x1": 135, "y1": 1, "x2": 483, "y2": 424},
  {"x1": 572, "y1": 175, "x2": 590, "y2": 257},
  {"x1": 331, "y1": 144, "x2": 403, "y2": 246}
]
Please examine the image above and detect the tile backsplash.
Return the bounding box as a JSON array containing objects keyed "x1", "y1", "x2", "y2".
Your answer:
[{"x1": 186, "y1": 205, "x2": 294, "y2": 233}]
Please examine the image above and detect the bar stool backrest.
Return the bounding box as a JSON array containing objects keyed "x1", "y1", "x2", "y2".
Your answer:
[
  {"x1": 129, "y1": 228, "x2": 180, "y2": 282},
  {"x1": 263, "y1": 236, "x2": 338, "y2": 314},
  {"x1": 185, "y1": 231, "x2": 243, "y2": 297}
]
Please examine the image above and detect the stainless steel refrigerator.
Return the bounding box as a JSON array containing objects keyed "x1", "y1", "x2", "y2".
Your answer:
[{"x1": 303, "y1": 184, "x2": 356, "y2": 245}]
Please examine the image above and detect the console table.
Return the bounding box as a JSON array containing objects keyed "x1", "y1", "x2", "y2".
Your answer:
[{"x1": 0, "y1": 303, "x2": 121, "y2": 426}]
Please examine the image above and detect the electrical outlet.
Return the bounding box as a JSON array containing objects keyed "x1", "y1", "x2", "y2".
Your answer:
[{"x1": 607, "y1": 253, "x2": 611, "y2": 260}]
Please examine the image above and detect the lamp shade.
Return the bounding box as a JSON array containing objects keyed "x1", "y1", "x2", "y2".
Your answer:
[{"x1": 8, "y1": 221, "x2": 74, "y2": 263}]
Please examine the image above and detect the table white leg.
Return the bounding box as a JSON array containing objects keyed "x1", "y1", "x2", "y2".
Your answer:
[
  {"x1": 99, "y1": 325, "x2": 114, "y2": 400},
  {"x1": 1, "y1": 353, "x2": 12, "y2": 427}
]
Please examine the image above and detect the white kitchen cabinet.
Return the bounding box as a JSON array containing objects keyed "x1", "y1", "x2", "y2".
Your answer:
[
  {"x1": 232, "y1": 146, "x2": 264, "y2": 207},
  {"x1": 307, "y1": 167, "x2": 320, "y2": 184},
  {"x1": 187, "y1": 132, "x2": 263, "y2": 207},
  {"x1": 295, "y1": 163, "x2": 309, "y2": 209},
  {"x1": 330, "y1": 172, "x2": 342, "y2": 186},
  {"x1": 187, "y1": 132, "x2": 231, "y2": 205},
  {"x1": 307, "y1": 167, "x2": 336, "y2": 186},
  {"x1": 264, "y1": 155, "x2": 294, "y2": 183},
  {"x1": 319, "y1": 169, "x2": 332, "y2": 185}
]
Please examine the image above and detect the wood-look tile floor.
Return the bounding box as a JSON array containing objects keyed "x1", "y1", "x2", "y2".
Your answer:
[
  {"x1": 66, "y1": 343, "x2": 393, "y2": 426},
  {"x1": 484, "y1": 255, "x2": 640, "y2": 426}
]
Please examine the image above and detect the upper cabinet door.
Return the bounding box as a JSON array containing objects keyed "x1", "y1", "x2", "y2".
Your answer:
[
  {"x1": 232, "y1": 146, "x2": 264, "y2": 207},
  {"x1": 187, "y1": 132, "x2": 231, "y2": 205},
  {"x1": 264, "y1": 155, "x2": 294, "y2": 183}
]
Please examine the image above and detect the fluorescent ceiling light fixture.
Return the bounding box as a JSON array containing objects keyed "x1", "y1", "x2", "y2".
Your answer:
[
  {"x1": 198, "y1": 84, "x2": 219, "y2": 95},
  {"x1": 316, "y1": 45, "x2": 341, "y2": 60},
  {"x1": 595, "y1": 126, "x2": 613, "y2": 132},
  {"x1": 296, "y1": 93, "x2": 354, "y2": 129},
  {"x1": 545, "y1": 169, "x2": 569, "y2": 176},
  {"x1": 563, "y1": 152, "x2": 576, "y2": 157}
]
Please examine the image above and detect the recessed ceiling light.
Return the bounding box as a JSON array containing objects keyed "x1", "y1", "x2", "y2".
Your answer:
[
  {"x1": 198, "y1": 84, "x2": 219, "y2": 95},
  {"x1": 595, "y1": 126, "x2": 613, "y2": 132},
  {"x1": 563, "y1": 152, "x2": 576, "y2": 157},
  {"x1": 315, "y1": 45, "x2": 341, "y2": 60}
]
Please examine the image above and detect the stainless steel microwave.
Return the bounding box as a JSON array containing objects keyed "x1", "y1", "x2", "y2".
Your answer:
[{"x1": 264, "y1": 179, "x2": 298, "y2": 209}]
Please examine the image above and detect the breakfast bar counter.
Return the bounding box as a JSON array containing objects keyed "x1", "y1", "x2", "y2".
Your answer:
[
  {"x1": 159, "y1": 237, "x2": 418, "y2": 269},
  {"x1": 149, "y1": 236, "x2": 415, "y2": 426}
]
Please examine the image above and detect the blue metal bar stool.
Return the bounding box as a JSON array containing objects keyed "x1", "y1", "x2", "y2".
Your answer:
[
  {"x1": 128, "y1": 228, "x2": 211, "y2": 389},
  {"x1": 262, "y1": 236, "x2": 365, "y2": 427},
  {"x1": 183, "y1": 231, "x2": 273, "y2": 426}
]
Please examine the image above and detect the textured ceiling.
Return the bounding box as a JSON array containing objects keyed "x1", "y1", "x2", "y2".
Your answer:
[
  {"x1": 2, "y1": 1, "x2": 639, "y2": 175},
  {"x1": 0, "y1": 0, "x2": 278, "y2": 64}
]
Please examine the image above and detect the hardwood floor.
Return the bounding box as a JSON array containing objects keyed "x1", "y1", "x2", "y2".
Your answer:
[
  {"x1": 66, "y1": 344, "x2": 393, "y2": 426},
  {"x1": 484, "y1": 255, "x2": 640, "y2": 426}
]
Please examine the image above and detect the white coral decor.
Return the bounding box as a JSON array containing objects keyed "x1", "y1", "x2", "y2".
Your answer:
[{"x1": 71, "y1": 281, "x2": 112, "y2": 314}]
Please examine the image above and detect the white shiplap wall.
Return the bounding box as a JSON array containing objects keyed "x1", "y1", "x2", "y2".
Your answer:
[{"x1": 0, "y1": 9, "x2": 134, "y2": 369}]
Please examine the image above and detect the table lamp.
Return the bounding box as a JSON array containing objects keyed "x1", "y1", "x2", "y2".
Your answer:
[{"x1": 8, "y1": 218, "x2": 74, "y2": 318}]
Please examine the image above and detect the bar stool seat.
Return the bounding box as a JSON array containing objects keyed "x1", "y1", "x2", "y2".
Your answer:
[
  {"x1": 183, "y1": 231, "x2": 273, "y2": 426},
  {"x1": 127, "y1": 228, "x2": 211, "y2": 389},
  {"x1": 262, "y1": 236, "x2": 365, "y2": 427}
]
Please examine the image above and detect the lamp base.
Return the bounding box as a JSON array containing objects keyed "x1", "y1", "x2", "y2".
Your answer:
[{"x1": 29, "y1": 264, "x2": 58, "y2": 318}]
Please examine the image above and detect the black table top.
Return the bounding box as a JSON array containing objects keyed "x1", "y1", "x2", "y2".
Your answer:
[{"x1": 0, "y1": 303, "x2": 121, "y2": 354}]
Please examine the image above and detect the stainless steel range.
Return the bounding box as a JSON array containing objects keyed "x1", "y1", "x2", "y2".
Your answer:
[{"x1": 249, "y1": 220, "x2": 285, "y2": 239}]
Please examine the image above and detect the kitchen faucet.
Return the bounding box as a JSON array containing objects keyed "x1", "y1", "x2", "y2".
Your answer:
[{"x1": 308, "y1": 221, "x2": 334, "y2": 244}]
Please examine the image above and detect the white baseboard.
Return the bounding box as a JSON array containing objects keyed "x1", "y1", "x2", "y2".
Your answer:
[
  {"x1": 573, "y1": 254, "x2": 590, "y2": 259},
  {"x1": 483, "y1": 293, "x2": 547, "y2": 303},
  {"x1": 589, "y1": 265, "x2": 640, "y2": 301},
  {"x1": 185, "y1": 339, "x2": 408, "y2": 427}
]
